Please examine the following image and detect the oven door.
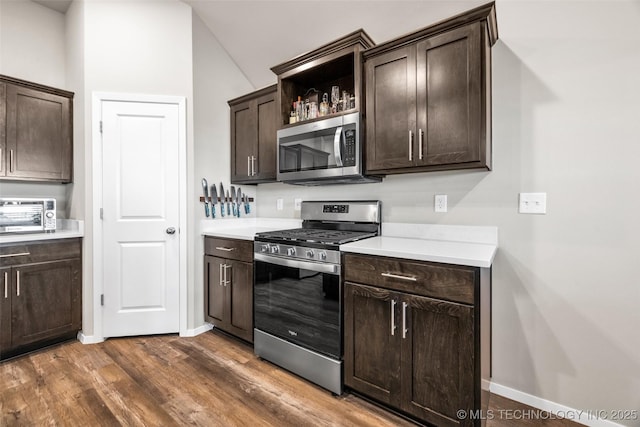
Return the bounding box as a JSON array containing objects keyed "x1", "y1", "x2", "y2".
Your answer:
[{"x1": 254, "y1": 253, "x2": 341, "y2": 359}]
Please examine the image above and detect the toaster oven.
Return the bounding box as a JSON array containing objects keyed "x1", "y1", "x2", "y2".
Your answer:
[{"x1": 0, "y1": 198, "x2": 56, "y2": 233}]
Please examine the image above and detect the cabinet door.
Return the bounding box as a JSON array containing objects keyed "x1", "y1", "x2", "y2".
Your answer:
[
  {"x1": 230, "y1": 101, "x2": 257, "y2": 183},
  {"x1": 228, "y1": 260, "x2": 253, "y2": 342},
  {"x1": 400, "y1": 293, "x2": 474, "y2": 426},
  {"x1": 0, "y1": 83, "x2": 6, "y2": 176},
  {"x1": 255, "y1": 91, "x2": 277, "y2": 181},
  {"x1": 365, "y1": 45, "x2": 417, "y2": 172},
  {"x1": 416, "y1": 23, "x2": 483, "y2": 167},
  {"x1": 11, "y1": 259, "x2": 81, "y2": 349},
  {"x1": 344, "y1": 282, "x2": 402, "y2": 407},
  {"x1": 204, "y1": 255, "x2": 227, "y2": 325},
  {"x1": 5, "y1": 84, "x2": 72, "y2": 181}
]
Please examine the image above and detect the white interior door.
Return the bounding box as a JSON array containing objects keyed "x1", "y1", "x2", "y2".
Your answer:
[{"x1": 101, "y1": 100, "x2": 180, "y2": 338}]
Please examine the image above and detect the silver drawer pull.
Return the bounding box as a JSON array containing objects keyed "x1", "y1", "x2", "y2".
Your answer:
[
  {"x1": 0, "y1": 252, "x2": 31, "y2": 259},
  {"x1": 381, "y1": 272, "x2": 417, "y2": 282},
  {"x1": 4, "y1": 272, "x2": 7, "y2": 299},
  {"x1": 215, "y1": 247, "x2": 235, "y2": 252},
  {"x1": 16, "y1": 270, "x2": 20, "y2": 296}
]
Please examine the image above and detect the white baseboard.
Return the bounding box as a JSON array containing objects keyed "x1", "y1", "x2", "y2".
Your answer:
[
  {"x1": 180, "y1": 323, "x2": 213, "y2": 337},
  {"x1": 76, "y1": 331, "x2": 105, "y2": 344},
  {"x1": 490, "y1": 382, "x2": 624, "y2": 427}
]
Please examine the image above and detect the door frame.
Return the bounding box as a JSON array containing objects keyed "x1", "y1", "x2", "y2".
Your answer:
[{"x1": 91, "y1": 92, "x2": 188, "y2": 341}]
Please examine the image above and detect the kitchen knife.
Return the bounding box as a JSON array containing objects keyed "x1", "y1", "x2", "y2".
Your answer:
[
  {"x1": 201, "y1": 178, "x2": 210, "y2": 218},
  {"x1": 230, "y1": 186, "x2": 237, "y2": 217},
  {"x1": 210, "y1": 184, "x2": 217, "y2": 218},
  {"x1": 219, "y1": 182, "x2": 225, "y2": 217},
  {"x1": 245, "y1": 193, "x2": 251, "y2": 214},
  {"x1": 226, "y1": 190, "x2": 231, "y2": 216},
  {"x1": 236, "y1": 188, "x2": 242, "y2": 218}
]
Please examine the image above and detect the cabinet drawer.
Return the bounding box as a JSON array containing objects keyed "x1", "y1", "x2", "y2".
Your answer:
[
  {"x1": 204, "y1": 236, "x2": 253, "y2": 262},
  {"x1": 343, "y1": 253, "x2": 476, "y2": 305},
  {"x1": 0, "y1": 238, "x2": 82, "y2": 267}
]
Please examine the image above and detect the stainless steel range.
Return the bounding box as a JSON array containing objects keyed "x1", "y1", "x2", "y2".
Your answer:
[{"x1": 253, "y1": 200, "x2": 381, "y2": 395}]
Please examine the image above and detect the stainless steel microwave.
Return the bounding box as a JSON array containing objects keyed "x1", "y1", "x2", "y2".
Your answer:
[
  {"x1": 277, "y1": 112, "x2": 381, "y2": 185},
  {"x1": 0, "y1": 198, "x2": 56, "y2": 233}
]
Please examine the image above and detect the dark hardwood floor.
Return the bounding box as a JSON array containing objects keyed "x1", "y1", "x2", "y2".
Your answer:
[{"x1": 0, "y1": 331, "x2": 579, "y2": 426}]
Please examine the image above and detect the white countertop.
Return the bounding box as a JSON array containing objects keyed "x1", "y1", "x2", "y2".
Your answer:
[
  {"x1": 0, "y1": 219, "x2": 84, "y2": 244},
  {"x1": 340, "y1": 223, "x2": 498, "y2": 268},
  {"x1": 200, "y1": 218, "x2": 302, "y2": 241}
]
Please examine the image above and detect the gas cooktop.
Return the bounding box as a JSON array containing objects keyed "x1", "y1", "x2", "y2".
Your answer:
[{"x1": 255, "y1": 228, "x2": 377, "y2": 246}]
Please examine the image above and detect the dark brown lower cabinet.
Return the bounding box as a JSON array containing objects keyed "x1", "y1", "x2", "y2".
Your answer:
[
  {"x1": 344, "y1": 253, "x2": 490, "y2": 427},
  {"x1": 0, "y1": 239, "x2": 82, "y2": 360},
  {"x1": 204, "y1": 237, "x2": 253, "y2": 343}
]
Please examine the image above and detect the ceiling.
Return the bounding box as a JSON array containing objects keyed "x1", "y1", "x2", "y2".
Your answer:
[
  {"x1": 31, "y1": 0, "x2": 490, "y2": 88},
  {"x1": 32, "y1": 0, "x2": 72, "y2": 14},
  {"x1": 185, "y1": 0, "x2": 489, "y2": 88}
]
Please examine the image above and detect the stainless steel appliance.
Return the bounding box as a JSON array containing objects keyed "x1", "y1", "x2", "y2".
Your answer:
[
  {"x1": 0, "y1": 198, "x2": 56, "y2": 233},
  {"x1": 253, "y1": 200, "x2": 381, "y2": 395},
  {"x1": 277, "y1": 113, "x2": 381, "y2": 185}
]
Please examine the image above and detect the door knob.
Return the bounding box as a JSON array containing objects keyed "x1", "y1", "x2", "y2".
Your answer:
[{"x1": 166, "y1": 227, "x2": 176, "y2": 235}]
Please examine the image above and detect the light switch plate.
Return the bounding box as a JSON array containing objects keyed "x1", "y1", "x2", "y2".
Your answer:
[
  {"x1": 294, "y1": 198, "x2": 302, "y2": 211},
  {"x1": 276, "y1": 198, "x2": 284, "y2": 211},
  {"x1": 519, "y1": 193, "x2": 546, "y2": 214}
]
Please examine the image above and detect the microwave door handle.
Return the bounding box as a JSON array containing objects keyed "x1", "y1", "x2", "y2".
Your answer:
[{"x1": 333, "y1": 126, "x2": 344, "y2": 167}]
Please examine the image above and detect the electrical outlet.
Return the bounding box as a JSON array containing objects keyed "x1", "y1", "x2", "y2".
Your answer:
[
  {"x1": 294, "y1": 198, "x2": 302, "y2": 211},
  {"x1": 276, "y1": 198, "x2": 284, "y2": 211},
  {"x1": 435, "y1": 195, "x2": 447, "y2": 213},
  {"x1": 519, "y1": 193, "x2": 546, "y2": 214}
]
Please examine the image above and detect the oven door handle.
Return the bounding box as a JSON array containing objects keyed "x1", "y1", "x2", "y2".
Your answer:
[{"x1": 254, "y1": 253, "x2": 339, "y2": 275}]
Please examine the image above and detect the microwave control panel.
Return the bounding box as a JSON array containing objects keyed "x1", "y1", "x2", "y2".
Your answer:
[{"x1": 343, "y1": 129, "x2": 356, "y2": 167}]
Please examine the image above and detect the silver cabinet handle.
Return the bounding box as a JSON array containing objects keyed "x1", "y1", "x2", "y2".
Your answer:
[
  {"x1": 418, "y1": 129, "x2": 423, "y2": 160},
  {"x1": 408, "y1": 130, "x2": 413, "y2": 161},
  {"x1": 16, "y1": 270, "x2": 20, "y2": 296},
  {"x1": 251, "y1": 156, "x2": 257, "y2": 176},
  {"x1": 226, "y1": 264, "x2": 231, "y2": 287},
  {"x1": 4, "y1": 272, "x2": 7, "y2": 299},
  {"x1": 247, "y1": 156, "x2": 251, "y2": 177},
  {"x1": 402, "y1": 302, "x2": 408, "y2": 339},
  {"x1": 0, "y1": 252, "x2": 30, "y2": 259},
  {"x1": 221, "y1": 264, "x2": 230, "y2": 287},
  {"x1": 215, "y1": 247, "x2": 235, "y2": 252},
  {"x1": 0, "y1": 148, "x2": 3, "y2": 172},
  {"x1": 390, "y1": 300, "x2": 397, "y2": 336},
  {"x1": 219, "y1": 263, "x2": 223, "y2": 286},
  {"x1": 381, "y1": 272, "x2": 417, "y2": 282},
  {"x1": 10, "y1": 149, "x2": 14, "y2": 173}
]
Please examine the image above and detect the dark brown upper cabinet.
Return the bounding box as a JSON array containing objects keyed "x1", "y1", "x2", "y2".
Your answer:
[
  {"x1": 271, "y1": 30, "x2": 375, "y2": 129},
  {"x1": 229, "y1": 85, "x2": 277, "y2": 184},
  {"x1": 0, "y1": 75, "x2": 74, "y2": 183},
  {"x1": 363, "y1": 3, "x2": 498, "y2": 175}
]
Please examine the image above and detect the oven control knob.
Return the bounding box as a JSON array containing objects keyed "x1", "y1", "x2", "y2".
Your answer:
[
  {"x1": 261, "y1": 244, "x2": 270, "y2": 253},
  {"x1": 306, "y1": 250, "x2": 315, "y2": 258},
  {"x1": 287, "y1": 247, "x2": 296, "y2": 256},
  {"x1": 319, "y1": 251, "x2": 327, "y2": 261},
  {"x1": 45, "y1": 211, "x2": 55, "y2": 218},
  {"x1": 271, "y1": 245, "x2": 279, "y2": 254}
]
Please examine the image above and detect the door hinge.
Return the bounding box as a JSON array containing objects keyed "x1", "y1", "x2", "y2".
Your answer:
[
  {"x1": 100, "y1": 121, "x2": 103, "y2": 133},
  {"x1": 100, "y1": 208, "x2": 103, "y2": 219},
  {"x1": 100, "y1": 294, "x2": 104, "y2": 306}
]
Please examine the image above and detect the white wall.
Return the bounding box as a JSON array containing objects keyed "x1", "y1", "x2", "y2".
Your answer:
[
  {"x1": 191, "y1": 11, "x2": 254, "y2": 327},
  {"x1": 78, "y1": 0, "x2": 194, "y2": 336},
  {"x1": 255, "y1": 0, "x2": 640, "y2": 421},
  {"x1": 0, "y1": 0, "x2": 69, "y2": 215}
]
